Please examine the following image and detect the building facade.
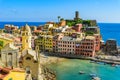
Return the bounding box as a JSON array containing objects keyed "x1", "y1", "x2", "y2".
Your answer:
[
  {"x1": 1, "y1": 43, "x2": 19, "y2": 67},
  {"x1": 35, "y1": 35, "x2": 53, "y2": 52},
  {"x1": 21, "y1": 24, "x2": 32, "y2": 50},
  {"x1": 75, "y1": 36, "x2": 96, "y2": 57},
  {"x1": 20, "y1": 24, "x2": 39, "y2": 80}
]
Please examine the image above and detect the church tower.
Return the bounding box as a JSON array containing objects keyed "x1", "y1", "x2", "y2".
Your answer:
[{"x1": 21, "y1": 24, "x2": 32, "y2": 50}]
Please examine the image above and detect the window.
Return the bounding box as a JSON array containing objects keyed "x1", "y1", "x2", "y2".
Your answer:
[
  {"x1": 26, "y1": 57, "x2": 31, "y2": 60},
  {"x1": 8, "y1": 53, "x2": 12, "y2": 55},
  {"x1": 26, "y1": 39, "x2": 28, "y2": 43}
]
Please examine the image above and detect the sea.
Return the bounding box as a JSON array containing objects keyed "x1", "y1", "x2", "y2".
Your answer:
[
  {"x1": 47, "y1": 59, "x2": 120, "y2": 80},
  {"x1": 0, "y1": 22, "x2": 120, "y2": 80}
]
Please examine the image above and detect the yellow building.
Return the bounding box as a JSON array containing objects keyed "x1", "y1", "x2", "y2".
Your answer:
[
  {"x1": 0, "y1": 37, "x2": 13, "y2": 50},
  {"x1": 4, "y1": 70, "x2": 25, "y2": 80},
  {"x1": 35, "y1": 35, "x2": 44, "y2": 52},
  {"x1": 20, "y1": 24, "x2": 39, "y2": 79},
  {"x1": 63, "y1": 30, "x2": 76, "y2": 36},
  {"x1": 44, "y1": 35, "x2": 53, "y2": 52},
  {"x1": 21, "y1": 24, "x2": 32, "y2": 50},
  {"x1": 35, "y1": 35, "x2": 53, "y2": 52}
]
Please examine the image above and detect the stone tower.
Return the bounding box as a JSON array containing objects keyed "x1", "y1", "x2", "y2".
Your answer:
[
  {"x1": 74, "y1": 11, "x2": 80, "y2": 20},
  {"x1": 21, "y1": 24, "x2": 32, "y2": 50}
]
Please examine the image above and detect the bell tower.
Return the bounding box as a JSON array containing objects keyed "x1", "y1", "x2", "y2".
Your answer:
[{"x1": 22, "y1": 24, "x2": 32, "y2": 50}]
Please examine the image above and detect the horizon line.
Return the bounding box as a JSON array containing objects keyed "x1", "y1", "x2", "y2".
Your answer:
[{"x1": 1, "y1": 21, "x2": 120, "y2": 24}]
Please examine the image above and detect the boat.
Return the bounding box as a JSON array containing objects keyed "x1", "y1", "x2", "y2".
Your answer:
[
  {"x1": 89, "y1": 73, "x2": 97, "y2": 77},
  {"x1": 115, "y1": 64, "x2": 120, "y2": 67},
  {"x1": 112, "y1": 64, "x2": 116, "y2": 67},
  {"x1": 79, "y1": 71, "x2": 85, "y2": 74},
  {"x1": 92, "y1": 77, "x2": 101, "y2": 80}
]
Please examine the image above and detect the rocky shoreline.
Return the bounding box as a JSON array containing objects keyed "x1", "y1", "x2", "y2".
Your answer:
[
  {"x1": 40, "y1": 65, "x2": 56, "y2": 80},
  {"x1": 39, "y1": 54, "x2": 66, "y2": 80}
]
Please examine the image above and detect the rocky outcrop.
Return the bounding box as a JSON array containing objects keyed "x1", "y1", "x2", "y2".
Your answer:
[
  {"x1": 103, "y1": 39, "x2": 118, "y2": 55},
  {"x1": 41, "y1": 65, "x2": 56, "y2": 80}
]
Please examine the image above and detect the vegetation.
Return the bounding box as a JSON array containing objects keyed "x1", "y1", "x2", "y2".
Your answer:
[
  {"x1": 66, "y1": 19, "x2": 97, "y2": 27},
  {"x1": 0, "y1": 41, "x2": 3, "y2": 47},
  {"x1": 85, "y1": 31, "x2": 94, "y2": 36},
  {"x1": 66, "y1": 19, "x2": 83, "y2": 26},
  {"x1": 82, "y1": 20, "x2": 91, "y2": 26}
]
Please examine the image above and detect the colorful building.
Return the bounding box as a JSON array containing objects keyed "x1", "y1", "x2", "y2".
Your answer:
[
  {"x1": 75, "y1": 36, "x2": 96, "y2": 57},
  {"x1": 35, "y1": 35, "x2": 53, "y2": 52},
  {"x1": 20, "y1": 24, "x2": 39, "y2": 79},
  {"x1": 94, "y1": 34, "x2": 101, "y2": 51},
  {"x1": 21, "y1": 24, "x2": 32, "y2": 50},
  {"x1": 73, "y1": 24, "x2": 83, "y2": 32},
  {"x1": 1, "y1": 43, "x2": 19, "y2": 68}
]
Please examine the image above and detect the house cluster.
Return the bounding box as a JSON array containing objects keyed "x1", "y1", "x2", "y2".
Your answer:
[
  {"x1": 0, "y1": 25, "x2": 39, "y2": 80},
  {"x1": 35, "y1": 22, "x2": 101, "y2": 57}
]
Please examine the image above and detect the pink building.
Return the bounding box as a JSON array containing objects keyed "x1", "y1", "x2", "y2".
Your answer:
[
  {"x1": 75, "y1": 36, "x2": 96, "y2": 57},
  {"x1": 13, "y1": 37, "x2": 22, "y2": 49},
  {"x1": 31, "y1": 36, "x2": 37, "y2": 50},
  {"x1": 57, "y1": 36, "x2": 76, "y2": 54},
  {"x1": 53, "y1": 34, "x2": 64, "y2": 53},
  {"x1": 73, "y1": 24, "x2": 83, "y2": 32},
  {"x1": 53, "y1": 34, "x2": 97, "y2": 57}
]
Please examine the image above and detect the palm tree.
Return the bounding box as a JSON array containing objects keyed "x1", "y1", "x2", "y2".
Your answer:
[{"x1": 57, "y1": 16, "x2": 61, "y2": 22}]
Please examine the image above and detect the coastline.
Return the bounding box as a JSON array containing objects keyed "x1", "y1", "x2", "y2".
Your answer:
[{"x1": 43, "y1": 52, "x2": 120, "y2": 65}]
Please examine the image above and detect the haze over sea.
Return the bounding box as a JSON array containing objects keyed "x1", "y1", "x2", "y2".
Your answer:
[{"x1": 0, "y1": 22, "x2": 120, "y2": 45}]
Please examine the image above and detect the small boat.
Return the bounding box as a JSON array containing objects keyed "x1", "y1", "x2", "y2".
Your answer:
[
  {"x1": 89, "y1": 73, "x2": 97, "y2": 77},
  {"x1": 112, "y1": 64, "x2": 116, "y2": 67},
  {"x1": 92, "y1": 77, "x2": 101, "y2": 80},
  {"x1": 79, "y1": 71, "x2": 85, "y2": 74},
  {"x1": 115, "y1": 64, "x2": 120, "y2": 67}
]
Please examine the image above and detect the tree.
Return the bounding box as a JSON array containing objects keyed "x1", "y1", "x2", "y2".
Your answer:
[
  {"x1": 60, "y1": 18, "x2": 64, "y2": 21},
  {"x1": 57, "y1": 16, "x2": 61, "y2": 22}
]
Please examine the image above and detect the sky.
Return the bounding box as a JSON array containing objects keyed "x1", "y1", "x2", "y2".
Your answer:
[{"x1": 0, "y1": 0, "x2": 120, "y2": 22}]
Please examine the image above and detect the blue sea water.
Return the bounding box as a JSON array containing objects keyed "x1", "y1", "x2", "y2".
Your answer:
[
  {"x1": 0, "y1": 22, "x2": 46, "y2": 29},
  {"x1": 48, "y1": 59, "x2": 120, "y2": 80},
  {"x1": 98, "y1": 23, "x2": 120, "y2": 46}
]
